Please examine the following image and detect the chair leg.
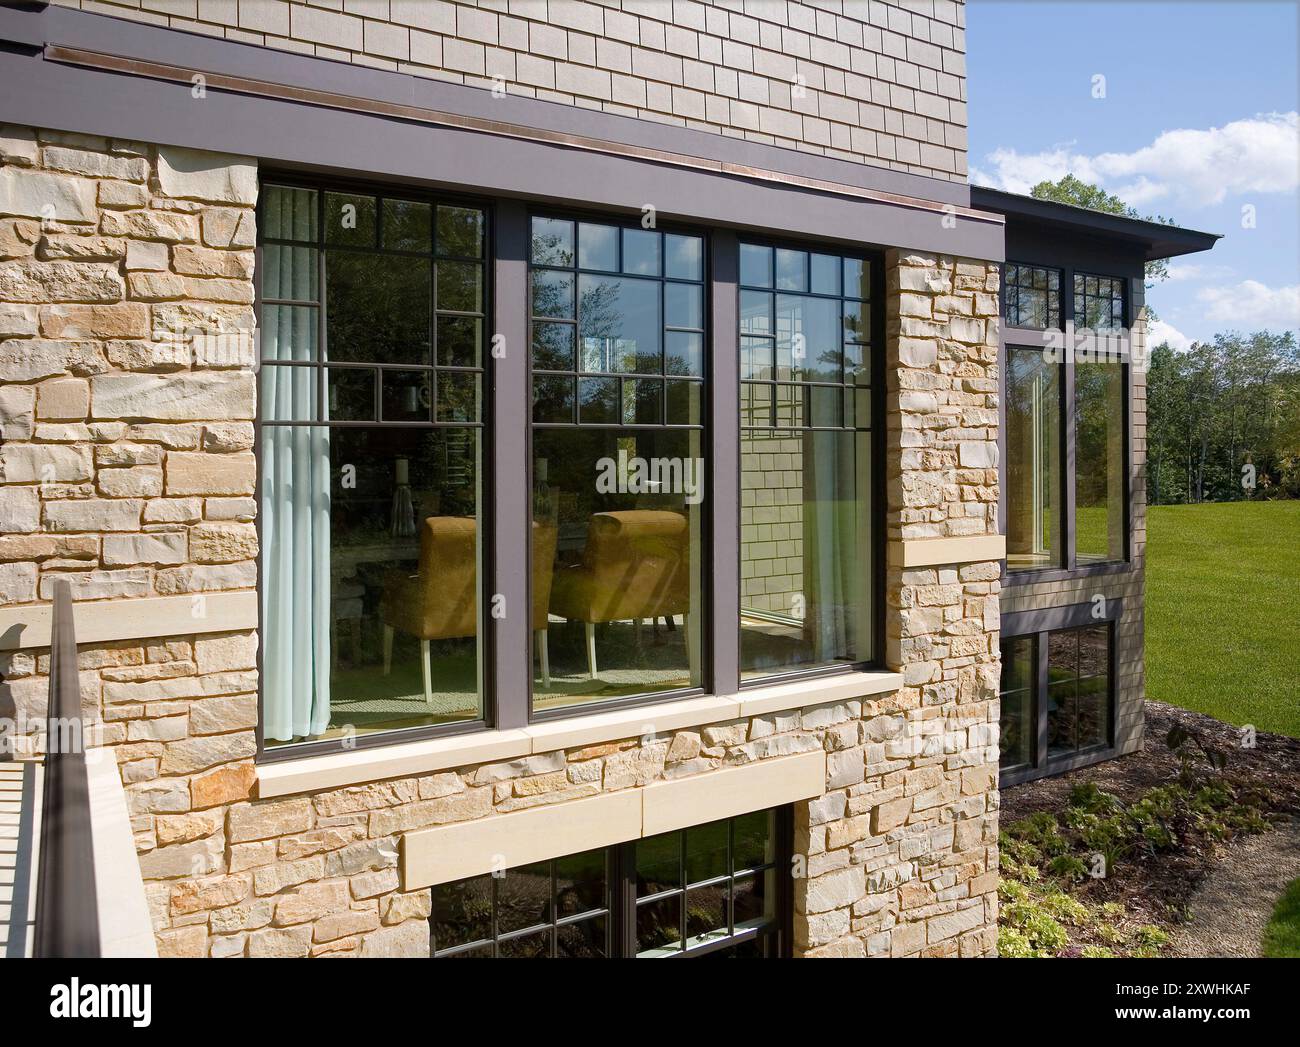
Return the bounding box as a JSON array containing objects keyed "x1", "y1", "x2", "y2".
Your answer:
[
  {"x1": 420, "y1": 639, "x2": 433, "y2": 707},
  {"x1": 683, "y1": 612, "x2": 696, "y2": 681},
  {"x1": 382, "y1": 625, "x2": 393, "y2": 676},
  {"x1": 585, "y1": 621, "x2": 598, "y2": 679},
  {"x1": 536, "y1": 629, "x2": 551, "y2": 688}
]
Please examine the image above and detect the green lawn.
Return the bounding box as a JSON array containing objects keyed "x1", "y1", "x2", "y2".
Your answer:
[
  {"x1": 1146, "y1": 501, "x2": 1300, "y2": 738},
  {"x1": 1262, "y1": 878, "x2": 1300, "y2": 958}
]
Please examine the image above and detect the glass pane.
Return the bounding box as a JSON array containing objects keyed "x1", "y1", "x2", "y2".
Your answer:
[
  {"x1": 741, "y1": 381, "x2": 770, "y2": 427},
  {"x1": 740, "y1": 429, "x2": 872, "y2": 677},
  {"x1": 557, "y1": 917, "x2": 607, "y2": 958},
  {"x1": 436, "y1": 372, "x2": 478, "y2": 423},
  {"x1": 437, "y1": 315, "x2": 481, "y2": 368},
  {"x1": 324, "y1": 191, "x2": 376, "y2": 247},
  {"x1": 438, "y1": 261, "x2": 483, "y2": 313},
  {"x1": 261, "y1": 363, "x2": 317, "y2": 423},
  {"x1": 261, "y1": 425, "x2": 481, "y2": 746},
  {"x1": 999, "y1": 635, "x2": 1035, "y2": 770},
  {"x1": 531, "y1": 427, "x2": 704, "y2": 708},
  {"x1": 740, "y1": 291, "x2": 773, "y2": 337},
  {"x1": 496, "y1": 861, "x2": 551, "y2": 934},
  {"x1": 261, "y1": 303, "x2": 319, "y2": 399},
  {"x1": 578, "y1": 376, "x2": 619, "y2": 423},
  {"x1": 665, "y1": 234, "x2": 703, "y2": 280},
  {"x1": 685, "y1": 883, "x2": 728, "y2": 946},
  {"x1": 810, "y1": 252, "x2": 840, "y2": 295},
  {"x1": 685, "y1": 822, "x2": 728, "y2": 884},
  {"x1": 776, "y1": 295, "x2": 839, "y2": 383},
  {"x1": 732, "y1": 871, "x2": 773, "y2": 926},
  {"x1": 262, "y1": 245, "x2": 319, "y2": 301},
  {"x1": 326, "y1": 252, "x2": 431, "y2": 365},
  {"x1": 578, "y1": 222, "x2": 618, "y2": 271},
  {"x1": 431, "y1": 874, "x2": 492, "y2": 952},
  {"x1": 739, "y1": 243, "x2": 772, "y2": 288},
  {"x1": 1075, "y1": 362, "x2": 1125, "y2": 564},
  {"x1": 1006, "y1": 348, "x2": 1062, "y2": 571},
  {"x1": 326, "y1": 367, "x2": 374, "y2": 421},
  {"x1": 1047, "y1": 679, "x2": 1077, "y2": 757},
  {"x1": 741, "y1": 336, "x2": 772, "y2": 380},
  {"x1": 843, "y1": 257, "x2": 869, "y2": 299},
  {"x1": 531, "y1": 217, "x2": 574, "y2": 266},
  {"x1": 775, "y1": 248, "x2": 807, "y2": 291},
  {"x1": 636, "y1": 832, "x2": 681, "y2": 896},
  {"x1": 381, "y1": 369, "x2": 432, "y2": 422},
  {"x1": 623, "y1": 378, "x2": 662, "y2": 425},
  {"x1": 637, "y1": 895, "x2": 682, "y2": 955},
  {"x1": 531, "y1": 269, "x2": 575, "y2": 320},
  {"x1": 533, "y1": 375, "x2": 574, "y2": 423},
  {"x1": 666, "y1": 380, "x2": 702, "y2": 426},
  {"x1": 1079, "y1": 624, "x2": 1109, "y2": 678},
  {"x1": 533, "y1": 321, "x2": 577, "y2": 371},
  {"x1": 263, "y1": 184, "x2": 318, "y2": 242},
  {"x1": 383, "y1": 198, "x2": 431, "y2": 252},
  {"x1": 622, "y1": 227, "x2": 661, "y2": 276},
  {"x1": 809, "y1": 384, "x2": 841, "y2": 426},
  {"x1": 578, "y1": 274, "x2": 661, "y2": 374},
  {"x1": 665, "y1": 282, "x2": 703, "y2": 330},
  {"x1": 843, "y1": 301, "x2": 869, "y2": 343},
  {"x1": 555, "y1": 849, "x2": 606, "y2": 918},
  {"x1": 437, "y1": 205, "x2": 484, "y2": 258},
  {"x1": 665, "y1": 331, "x2": 704, "y2": 377},
  {"x1": 733, "y1": 810, "x2": 773, "y2": 869}
]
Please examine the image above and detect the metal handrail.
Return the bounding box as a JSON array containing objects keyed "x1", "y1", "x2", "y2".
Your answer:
[{"x1": 33, "y1": 579, "x2": 100, "y2": 958}]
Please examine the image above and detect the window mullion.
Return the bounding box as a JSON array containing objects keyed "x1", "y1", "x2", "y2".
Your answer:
[
  {"x1": 709, "y1": 230, "x2": 741, "y2": 696},
  {"x1": 1063, "y1": 347, "x2": 1077, "y2": 573},
  {"x1": 491, "y1": 200, "x2": 531, "y2": 729}
]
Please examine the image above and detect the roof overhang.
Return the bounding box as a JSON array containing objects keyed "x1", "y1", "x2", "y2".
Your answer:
[{"x1": 970, "y1": 186, "x2": 1221, "y2": 261}]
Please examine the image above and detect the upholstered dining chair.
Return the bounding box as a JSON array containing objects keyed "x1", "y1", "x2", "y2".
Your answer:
[
  {"x1": 381, "y1": 517, "x2": 558, "y2": 701},
  {"x1": 547, "y1": 510, "x2": 692, "y2": 679}
]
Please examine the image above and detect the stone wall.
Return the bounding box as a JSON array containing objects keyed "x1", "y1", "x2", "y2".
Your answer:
[
  {"x1": 50, "y1": 0, "x2": 969, "y2": 181},
  {"x1": 1, "y1": 129, "x2": 999, "y2": 958}
]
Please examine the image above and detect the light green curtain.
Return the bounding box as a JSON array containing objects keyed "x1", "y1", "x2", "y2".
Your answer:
[
  {"x1": 805, "y1": 430, "x2": 864, "y2": 663},
  {"x1": 260, "y1": 189, "x2": 331, "y2": 741}
]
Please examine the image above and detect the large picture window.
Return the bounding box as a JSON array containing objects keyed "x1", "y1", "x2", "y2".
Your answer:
[
  {"x1": 528, "y1": 216, "x2": 706, "y2": 711},
  {"x1": 1006, "y1": 347, "x2": 1062, "y2": 571},
  {"x1": 429, "y1": 809, "x2": 789, "y2": 958},
  {"x1": 737, "y1": 242, "x2": 874, "y2": 680},
  {"x1": 259, "y1": 183, "x2": 487, "y2": 747},
  {"x1": 1075, "y1": 361, "x2": 1126, "y2": 563}
]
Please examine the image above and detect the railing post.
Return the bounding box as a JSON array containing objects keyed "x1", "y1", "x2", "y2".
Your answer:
[{"x1": 33, "y1": 578, "x2": 100, "y2": 958}]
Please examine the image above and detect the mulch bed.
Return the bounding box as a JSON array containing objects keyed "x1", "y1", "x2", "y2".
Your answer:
[{"x1": 1001, "y1": 700, "x2": 1300, "y2": 934}]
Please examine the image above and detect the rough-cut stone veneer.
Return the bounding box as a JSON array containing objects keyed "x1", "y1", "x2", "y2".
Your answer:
[
  {"x1": 50, "y1": 0, "x2": 969, "y2": 181},
  {"x1": 1, "y1": 127, "x2": 999, "y2": 958}
]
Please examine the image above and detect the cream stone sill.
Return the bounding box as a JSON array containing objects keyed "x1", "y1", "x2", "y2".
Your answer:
[{"x1": 256, "y1": 669, "x2": 902, "y2": 798}]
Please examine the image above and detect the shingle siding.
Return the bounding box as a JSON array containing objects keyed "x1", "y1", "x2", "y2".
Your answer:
[{"x1": 52, "y1": 0, "x2": 970, "y2": 181}]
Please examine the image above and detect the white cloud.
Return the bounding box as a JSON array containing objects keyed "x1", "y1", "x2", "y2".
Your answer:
[
  {"x1": 1146, "y1": 318, "x2": 1193, "y2": 351},
  {"x1": 972, "y1": 112, "x2": 1299, "y2": 208},
  {"x1": 1197, "y1": 279, "x2": 1300, "y2": 331}
]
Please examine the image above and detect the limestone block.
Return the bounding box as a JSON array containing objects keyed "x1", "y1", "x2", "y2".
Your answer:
[
  {"x1": 39, "y1": 303, "x2": 150, "y2": 339},
  {"x1": 0, "y1": 384, "x2": 35, "y2": 439},
  {"x1": 190, "y1": 761, "x2": 256, "y2": 809},
  {"x1": 0, "y1": 125, "x2": 38, "y2": 166},
  {"x1": 0, "y1": 487, "x2": 39, "y2": 532},
  {"x1": 137, "y1": 834, "x2": 224, "y2": 880},
  {"x1": 172, "y1": 245, "x2": 254, "y2": 279},
  {"x1": 188, "y1": 522, "x2": 258, "y2": 564},
  {"x1": 0, "y1": 303, "x2": 38, "y2": 338},
  {"x1": 91, "y1": 372, "x2": 255, "y2": 421},
  {"x1": 159, "y1": 731, "x2": 257, "y2": 775},
  {"x1": 98, "y1": 465, "x2": 164, "y2": 498},
  {"x1": 189, "y1": 694, "x2": 258, "y2": 735},
  {"x1": 39, "y1": 568, "x2": 149, "y2": 601},
  {"x1": 125, "y1": 239, "x2": 169, "y2": 271},
  {"x1": 0, "y1": 443, "x2": 92, "y2": 482},
  {"x1": 154, "y1": 561, "x2": 256, "y2": 593},
  {"x1": 35, "y1": 377, "x2": 89, "y2": 420},
  {"x1": 0, "y1": 167, "x2": 97, "y2": 222},
  {"x1": 359, "y1": 920, "x2": 429, "y2": 958},
  {"x1": 0, "y1": 562, "x2": 37, "y2": 605},
  {"x1": 156, "y1": 148, "x2": 257, "y2": 205},
  {"x1": 43, "y1": 497, "x2": 142, "y2": 532},
  {"x1": 99, "y1": 208, "x2": 199, "y2": 243},
  {"x1": 98, "y1": 180, "x2": 150, "y2": 210},
  {"x1": 102, "y1": 532, "x2": 187, "y2": 566},
  {"x1": 194, "y1": 631, "x2": 257, "y2": 673},
  {"x1": 0, "y1": 261, "x2": 124, "y2": 303},
  {"x1": 201, "y1": 207, "x2": 256, "y2": 249}
]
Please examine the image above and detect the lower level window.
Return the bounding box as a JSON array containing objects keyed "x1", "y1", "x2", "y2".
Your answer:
[
  {"x1": 429, "y1": 808, "x2": 789, "y2": 958},
  {"x1": 999, "y1": 622, "x2": 1113, "y2": 778}
]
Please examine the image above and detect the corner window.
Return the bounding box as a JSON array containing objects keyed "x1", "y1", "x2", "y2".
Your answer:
[
  {"x1": 1004, "y1": 263, "x2": 1061, "y2": 329},
  {"x1": 528, "y1": 216, "x2": 706, "y2": 711},
  {"x1": 1006, "y1": 347, "x2": 1062, "y2": 571},
  {"x1": 737, "y1": 243, "x2": 875, "y2": 680},
  {"x1": 1073, "y1": 272, "x2": 1125, "y2": 330},
  {"x1": 999, "y1": 623, "x2": 1113, "y2": 781},
  {"x1": 429, "y1": 809, "x2": 789, "y2": 958},
  {"x1": 258, "y1": 183, "x2": 487, "y2": 747}
]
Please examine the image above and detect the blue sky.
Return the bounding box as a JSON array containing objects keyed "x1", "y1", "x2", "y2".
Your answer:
[{"x1": 966, "y1": 0, "x2": 1299, "y2": 348}]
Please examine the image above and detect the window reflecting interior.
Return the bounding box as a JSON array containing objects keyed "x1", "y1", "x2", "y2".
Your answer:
[
  {"x1": 1006, "y1": 347, "x2": 1062, "y2": 572},
  {"x1": 1073, "y1": 273, "x2": 1125, "y2": 331},
  {"x1": 1047, "y1": 625, "x2": 1111, "y2": 758},
  {"x1": 1075, "y1": 361, "x2": 1126, "y2": 564},
  {"x1": 998, "y1": 635, "x2": 1035, "y2": 771},
  {"x1": 738, "y1": 244, "x2": 873, "y2": 680},
  {"x1": 1004, "y1": 263, "x2": 1061, "y2": 329},
  {"x1": 260, "y1": 184, "x2": 485, "y2": 747},
  {"x1": 529, "y1": 216, "x2": 705, "y2": 711}
]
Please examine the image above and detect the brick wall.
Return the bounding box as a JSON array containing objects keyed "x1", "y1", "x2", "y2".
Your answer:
[{"x1": 51, "y1": 0, "x2": 969, "y2": 181}]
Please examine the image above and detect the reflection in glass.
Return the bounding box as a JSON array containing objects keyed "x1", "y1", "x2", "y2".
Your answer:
[
  {"x1": 1047, "y1": 626, "x2": 1111, "y2": 758},
  {"x1": 1075, "y1": 362, "x2": 1126, "y2": 563},
  {"x1": 1006, "y1": 347, "x2": 1062, "y2": 571},
  {"x1": 999, "y1": 635, "x2": 1035, "y2": 770}
]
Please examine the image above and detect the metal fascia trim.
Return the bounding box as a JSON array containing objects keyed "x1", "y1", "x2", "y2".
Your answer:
[{"x1": 43, "y1": 43, "x2": 1004, "y2": 227}]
